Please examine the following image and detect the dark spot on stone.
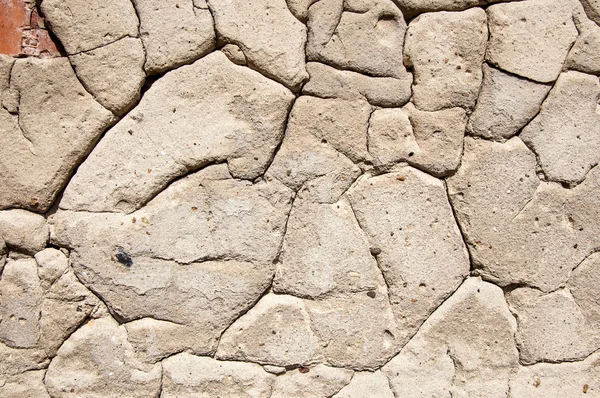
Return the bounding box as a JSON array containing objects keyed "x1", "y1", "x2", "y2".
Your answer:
[
  {"x1": 115, "y1": 247, "x2": 133, "y2": 267},
  {"x1": 367, "y1": 291, "x2": 376, "y2": 298},
  {"x1": 370, "y1": 247, "x2": 382, "y2": 256},
  {"x1": 408, "y1": 152, "x2": 414, "y2": 157},
  {"x1": 299, "y1": 366, "x2": 310, "y2": 374}
]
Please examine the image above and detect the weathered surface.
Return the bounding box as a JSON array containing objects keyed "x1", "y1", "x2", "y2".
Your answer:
[
  {"x1": 447, "y1": 137, "x2": 600, "y2": 291},
  {"x1": 332, "y1": 371, "x2": 394, "y2": 398},
  {"x1": 0, "y1": 209, "x2": 48, "y2": 254},
  {"x1": 271, "y1": 364, "x2": 353, "y2": 398},
  {"x1": 60, "y1": 52, "x2": 294, "y2": 213},
  {"x1": 41, "y1": 0, "x2": 139, "y2": 54},
  {"x1": 52, "y1": 166, "x2": 292, "y2": 356},
  {"x1": 69, "y1": 37, "x2": 146, "y2": 115},
  {"x1": 486, "y1": 0, "x2": 578, "y2": 83},
  {"x1": 307, "y1": 0, "x2": 411, "y2": 81},
  {"x1": 0, "y1": 58, "x2": 115, "y2": 212},
  {"x1": 207, "y1": 0, "x2": 307, "y2": 90},
  {"x1": 467, "y1": 64, "x2": 551, "y2": 141},
  {"x1": 303, "y1": 62, "x2": 412, "y2": 107},
  {"x1": 347, "y1": 168, "x2": 470, "y2": 337},
  {"x1": 383, "y1": 278, "x2": 519, "y2": 397},
  {"x1": 45, "y1": 316, "x2": 162, "y2": 398},
  {"x1": 404, "y1": 7, "x2": 487, "y2": 111},
  {"x1": 132, "y1": 0, "x2": 215, "y2": 74},
  {"x1": 162, "y1": 353, "x2": 275, "y2": 397},
  {"x1": 566, "y1": 20, "x2": 600, "y2": 74},
  {"x1": 521, "y1": 71, "x2": 600, "y2": 185}
]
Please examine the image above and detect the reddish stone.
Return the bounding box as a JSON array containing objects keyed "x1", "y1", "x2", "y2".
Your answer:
[{"x1": 0, "y1": 0, "x2": 60, "y2": 57}]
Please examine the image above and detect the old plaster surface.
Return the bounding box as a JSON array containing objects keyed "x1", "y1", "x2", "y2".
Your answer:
[{"x1": 0, "y1": 0, "x2": 599, "y2": 396}]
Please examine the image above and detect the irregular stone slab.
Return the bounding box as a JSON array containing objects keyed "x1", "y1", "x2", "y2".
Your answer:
[
  {"x1": 566, "y1": 20, "x2": 600, "y2": 74},
  {"x1": 509, "y1": 351, "x2": 600, "y2": 397},
  {"x1": 347, "y1": 168, "x2": 470, "y2": 339},
  {"x1": 132, "y1": 0, "x2": 215, "y2": 74},
  {"x1": 305, "y1": 288, "x2": 402, "y2": 370},
  {"x1": 467, "y1": 64, "x2": 551, "y2": 141},
  {"x1": 207, "y1": 0, "x2": 307, "y2": 90},
  {"x1": 303, "y1": 62, "x2": 412, "y2": 107},
  {"x1": 486, "y1": 0, "x2": 578, "y2": 83},
  {"x1": 216, "y1": 294, "x2": 321, "y2": 366},
  {"x1": 383, "y1": 278, "x2": 519, "y2": 398},
  {"x1": 41, "y1": 0, "x2": 139, "y2": 54},
  {"x1": 368, "y1": 105, "x2": 466, "y2": 176},
  {"x1": 332, "y1": 371, "x2": 394, "y2": 398},
  {"x1": 273, "y1": 196, "x2": 382, "y2": 298},
  {"x1": 69, "y1": 37, "x2": 146, "y2": 115},
  {"x1": 507, "y1": 287, "x2": 599, "y2": 364},
  {"x1": 0, "y1": 370, "x2": 50, "y2": 398},
  {"x1": 267, "y1": 98, "x2": 363, "y2": 203},
  {"x1": 39, "y1": 269, "x2": 100, "y2": 357},
  {"x1": 162, "y1": 353, "x2": 275, "y2": 398},
  {"x1": 405, "y1": 7, "x2": 487, "y2": 111},
  {"x1": 0, "y1": 342, "x2": 49, "y2": 380},
  {"x1": 45, "y1": 317, "x2": 161, "y2": 398},
  {"x1": 0, "y1": 209, "x2": 48, "y2": 254},
  {"x1": 52, "y1": 167, "x2": 291, "y2": 356},
  {"x1": 395, "y1": 0, "x2": 516, "y2": 16},
  {"x1": 447, "y1": 137, "x2": 600, "y2": 291},
  {"x1": 521, "y1": 71, "x2": 600, "y2": 185},
  {"x1": 61, "y1": 52, "x2": 294, "y2": 213},
  {"x1": 34, "y1": 248, "x2": 69, "y2": 287},
  {"x1": 0, "y1": 58, "x2": 115, "y2": 212},
  {"x1": 307, "y1": 0, "x2": 411, "y2": 80},
  {"x1": 0, "y1": 258, "x2": 43, "y2": 348},
  {"x1": 272, "y1": 364, "x2": 353, "y2": 398}
]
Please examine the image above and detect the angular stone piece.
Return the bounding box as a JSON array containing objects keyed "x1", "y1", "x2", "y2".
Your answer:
[
  {"x1": 347, "y1": 168, "x2": 470, "y2": 339},
  {"x1": 0, "y1": 209, "x2": 48, "y2": 254},
  {"x1": 383, "y1": 278, "x2": 519, "y2": 398},
  {"x1": 467, "y1": 64, "x2": 551, "y2": 141},
  {"x1": 509, "y1": 351, "x2": 600, "y2": 397},
  {"x1": 41, "y1": 0, "x2": 140, "y2": 54},
  {"x1": 305, "y1": 288, "x2": 402, "y2": 370},
  {"x1": 521, "y1": 71, "x2": 600, "y2": 185},
  {"x1": 271, "y1": 364, "x2": 353, "y2": 398},
  {"x1": 273, "y1": 197, "x2": 382, "y2": 298},
  {"x1": 486, "y1": 0, "x2": 578, "y2": 83},
  {"x1": 45, "y1": 317, "x2": 161, "y2": 398},
  {"x1": 566, "y1": 20, "x2": 600, "y2": 74},
  {"x1": 405, "y1": 7, "x2": 487, "y2": 111},
  {"x1": 0, "y1": 58, "x2": 115, "y2": 212},
  {"x1": 34, "y1": 248, "x2": 69, "y2": 286},
  {"x1": 69, "y1": 37, "x2": 146, "y2": 115},
  {"x1": 132, "y1": 0, "x2": 215, "y2": 74},
  {"x1": 0, "y1": 342, "x2": 49, "y2": 381},
  {"x1": 332, "y1": 371, "x2": 394, "y2": 398},
  {"x1": 207, "y1": 0, "x2": 308, "y2": 90},
  {"x1": 0, "y1": 370, "x2": 50, "y2": 398},
  {"x1": 395, "y1": 0, "x2": 514, "y2": 16},
  {"x1": 267, "y1": 98, "x2": 363, "y2": 203},
  {"x1": 307, "y1": 0, "x2": 411, "y2": 80},
  {"x1": 447, "y1": 137, "x2": 600, "y2": 291},
  {"x1": 507, "y1": 287, "x2": 599, "y2": 364},
  {"x1": 162, "y1": 353, "x2": 275, "y2": 398},
  {"x1": 61, "y1": 52, "x2": 294, "y2": 213},
  {"x1": 580, "y1": 0, "x2": 600, "y2": 26},
  {"x1": 216, "y1": 294, "x2": 321, "y2": 366},
  {"x1": 303, "y1": 62, "x2": 412, "y2": 107},
  {"x1": 0, "y1": 258, "x2": 43, "y2": 349}
]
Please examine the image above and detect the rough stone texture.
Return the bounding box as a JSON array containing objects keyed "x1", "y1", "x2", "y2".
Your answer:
[
  {"x1": 521, "y1": 71, "x2": 600, "y2": 185},
  {"x1": 404, "y1": 7, "x2": 487, "y2": 111},
  {"x1": 486, "y1": 0, "x2": 578, "y2": 83},
  {"x1": 383, "y1": 278, "x2": 519, "y2": 397},
  {"x1": 0, "y1": 57, "x2": 115, "y2": 212},
  {"x1": 60, "y1": 52, "x2": 294, "y2": 213},
  {"x1": 207, "y1": 0, "x2": 308, "y2": 90},
  {"x1": 69, "y1": 37, "x2": 146, "y2": 115},
  {"x1": 132, "y1": 0, "x2": 215, "y2": 74},
  {"x1": 467, "y1": 64, "x2": 551, "y2": 141},
  {"x1": 303, "y1": 62, "x2": 412, "y2": 107},
  {"x1": 2, "y1": 1, "x2": 599, "y2": 394},
  {"x1": 40, "y1": 0, "x2": 139, "y2": 54},
  {"x1": 0, "y1": 209, "x2": 48, "y2": 254}
]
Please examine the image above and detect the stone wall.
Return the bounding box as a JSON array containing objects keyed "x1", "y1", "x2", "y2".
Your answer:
[{"x1": 0, "y1": 0, "x2": 599, "y2": 396}]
